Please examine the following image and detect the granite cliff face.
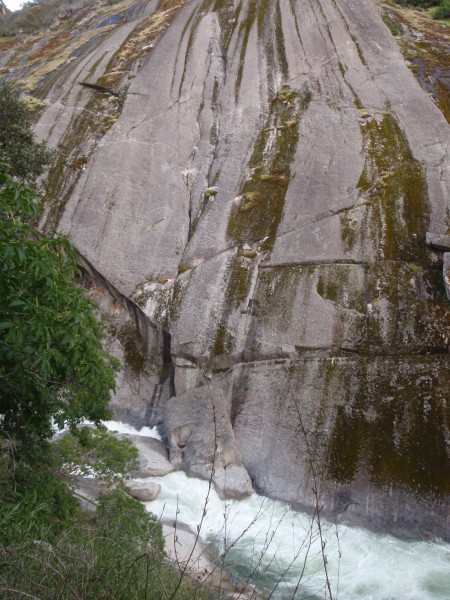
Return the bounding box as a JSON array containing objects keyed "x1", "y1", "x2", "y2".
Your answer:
[{"x1": 2, "y1": 0, "x2": 449, "y2": 538}]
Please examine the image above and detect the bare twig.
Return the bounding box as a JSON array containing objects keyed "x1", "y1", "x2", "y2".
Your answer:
[
  {"x1": 288, "y1": 379, "x2": 335, "y2": 600},
  {"x1": 167, "y1": 379, "x2": 218, "y2": 599}
]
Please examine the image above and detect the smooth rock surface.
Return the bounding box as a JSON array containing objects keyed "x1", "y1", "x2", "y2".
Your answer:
[
  {"x1": 427, "y1": 232, "x2": 450, "y2": 252},
  {"x1": 125, "y1": 480, "x2": 161, "y2": 501},
  {"x1": 120, "y1": 434, "x2": 177, "y2": 478}
]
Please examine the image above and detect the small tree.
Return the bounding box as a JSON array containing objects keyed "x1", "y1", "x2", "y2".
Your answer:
[
  {"x1": 0, "y1": 86, "x2": 121, "y2": 537},
  {"x1": 0, "y1": 172, "x2": 119, "y2": 440},
  {"x1": 0, "y1": 83, "x2": 53, "y2": 184}
]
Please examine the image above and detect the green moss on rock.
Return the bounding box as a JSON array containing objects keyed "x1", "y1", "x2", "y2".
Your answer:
[
  {"x1": 326, "y1": 357, "x2": 450, "y2": 495},
  {"x1": 211, "y1": 254, "x2": 252, "y2": 356},
  {"x1": 227, "y1": 85, "x2": 310, "y2": 251},
  {"x1": 118, "y1": 324, "x2": 148, "y2": 375}
]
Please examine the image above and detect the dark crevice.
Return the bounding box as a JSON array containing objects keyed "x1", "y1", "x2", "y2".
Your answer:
[
  {"x1": 146, "y1": 328, "x2": 175, "y2": 427},
  {"x1": 162, "y1": 328, "x2": 176, "y2": 396},
  {"x1": 79, "y1": 81, "x2": 120, "y2": 97}
]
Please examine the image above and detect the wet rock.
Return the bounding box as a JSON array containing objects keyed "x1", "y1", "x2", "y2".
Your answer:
[
  {"x1": 210, "y1": 464, "x2": 253, "y2": 501},
  {"x1": 124, "y1": 480, "x2": 161, "y2": 502},
  {"x1": 120, "y1": 434, "x2": 177, "y2": 478}
]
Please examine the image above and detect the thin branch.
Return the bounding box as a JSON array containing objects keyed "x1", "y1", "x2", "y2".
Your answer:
[
  {"x1": 167, "y1": 379, "x2": 218, "y2": 600},
  {"x1": 288, "y1": 379, "x2": 335, "y2": 600},
  {"x1": 0, "y1": 588, "x2": 41, "y2": 599}
]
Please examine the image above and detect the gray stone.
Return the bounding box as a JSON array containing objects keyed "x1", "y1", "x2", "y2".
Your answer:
[
  {"x1": 120, "y1": 434, "x2": 176, "y2": 478},
  {"x1": 211, "y1": 464, "x2": 254, "y2": 501},
  {"x1": 76, "y1": 260, "x2": 164, "y2": 428},
  {"x1": 164, "y1": 385, "x2": 253, "y2": 500},
  {"x1": 73, "y1": 476, "x2": 105, "y2": 511},
  {"x1": 125, "y1": 480, "x2": 161, "y2": 502},
  {"x1": 229, "y1": 356, "x2": 450, "y2": 541},
  {"x1": 426, "y1": 232, "x2": 450, "y2": 252}
]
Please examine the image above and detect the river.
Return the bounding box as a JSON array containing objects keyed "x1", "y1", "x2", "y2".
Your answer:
[{"x1": 104, "y1": 421, "x2": 450, "y2": 600}]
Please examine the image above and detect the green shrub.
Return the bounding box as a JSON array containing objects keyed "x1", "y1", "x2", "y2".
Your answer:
[
  {"x1": 0, "y1": 83, "x2": 53, "y2": 184},
  {"x1": 0, "y1": 489, "x2": 164, "y2": 599},
  {"x1": 0, "y1": 175, "x2": 119, "y2": 441},
  {"x1": 393, "y1": 0, "x2": 440, "y2": 6},
  {"x1": 383, "y1": 15, "x2": 401, "y2": 35},
  {"x1": 433, "y1": 0, "x2": 450, "y2": 18},
  {"x1": 0, "y1": 483, "x2": 211, "y2": 598}
]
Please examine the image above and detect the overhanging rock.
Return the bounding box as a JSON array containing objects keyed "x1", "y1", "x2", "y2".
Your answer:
[{"x1": 426, "y1": 232, "x2": 450, "y2": 252}]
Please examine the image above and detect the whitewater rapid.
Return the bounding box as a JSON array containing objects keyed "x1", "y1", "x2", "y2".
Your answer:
[{"x1": 105, "y1": 421, "x2": 450, "y2": 600}]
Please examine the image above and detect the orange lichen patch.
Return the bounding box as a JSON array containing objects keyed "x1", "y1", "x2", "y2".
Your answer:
[
  {"x1": 0, "y1": 0, "x2": 141, "y2": 93},
  {"x1": 9, "y1": 23, "x2": 118, "y2": 94},
  {"x1": 0, "y1": 36, "x2": 20, "y2": 51},
  {"x1": 29, "y1": 31, "x2": 72, "y2": 61}
]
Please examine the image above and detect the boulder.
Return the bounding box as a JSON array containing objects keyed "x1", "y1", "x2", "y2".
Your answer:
[
  {"x1": 164, "y1": 385, "x2": 253, "y2": 500},
  {"x1": 119, "y1": 434, "x2": 177, "y2": 478},
  {"x1": 125, "y1": 480, "x2": 161, "y2": 502},
  {"x1": 207, "y1": 464, "x2": 253, "y2": 501},
  {"x1": 72, "y1": 476, "x2": 112, "y2": 511}
]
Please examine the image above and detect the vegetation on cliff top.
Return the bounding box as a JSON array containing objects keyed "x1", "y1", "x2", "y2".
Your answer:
[{"x1": 393, "y1": 0, "x2": 450, "y2": 19}]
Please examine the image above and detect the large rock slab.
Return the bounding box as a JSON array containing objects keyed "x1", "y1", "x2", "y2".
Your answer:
[{"x1": 228, "y1": 356, "x2": 450, "y2": 540}]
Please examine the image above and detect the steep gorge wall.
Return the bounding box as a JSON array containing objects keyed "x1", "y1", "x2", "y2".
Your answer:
[{"x1": 4, "y1": 0, "x2": 449, "y2": 539}]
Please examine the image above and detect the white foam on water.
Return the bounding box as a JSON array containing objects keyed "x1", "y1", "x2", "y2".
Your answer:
[
  {"x1": 52, "y1": 420, "x2": 162, "y2": 440},
  {"x1": 98, "y1": 422, "x2": 450, "y2": 599},
  {"x1": 102, "y1": 420, "x2": 162, "y2": 440},
  {"x1": 136, "y1": 471, "x2": 449, "y2": 600}
]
